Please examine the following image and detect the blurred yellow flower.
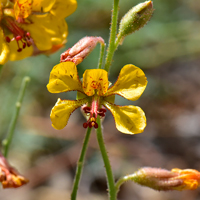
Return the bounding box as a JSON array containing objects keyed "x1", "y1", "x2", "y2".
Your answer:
[
  {"x1": 47, "y1": 61, "x2": 147, "y2": 134},
  {"x1": 0, "y1": 0, "x2": 77, "y2": 64}
]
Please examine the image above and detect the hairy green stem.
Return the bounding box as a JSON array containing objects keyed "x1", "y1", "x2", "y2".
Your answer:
[
  {"x1": 115, "y1": 174, "x2": 136, "y2": 194},
  {"x1": 104, "y1": 0, "x2": 120, "y2": 72},
  {"x1": 97, "y1": 43, "x2": 106, "y2": 69},
  {"x1": 2, "y1": 76, "x2": 30, "y2": 157},
  {"x1": 96, "y1": 117, "x2": 116, "y2": 200},
  {"x1": 114, "y1": 35, "x2": 122, "y2": 51},
  {"x1": 71, "y1": 127, "x2": 92, "y2": 200}
]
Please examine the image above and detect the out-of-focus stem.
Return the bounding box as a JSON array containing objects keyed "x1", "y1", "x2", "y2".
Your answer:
[
  {"x1": 71, "y1": 127, "x2": 92, "y2": 200},
  {"x1": 2, "y1": 76, "x2": 30, "y2": 157}
]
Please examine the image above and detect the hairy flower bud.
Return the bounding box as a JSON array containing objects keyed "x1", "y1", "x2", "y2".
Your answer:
[
  {"x1": 120, "y1": 167, "x2": 200, "y2": 191},
  {"x1": 117, "y1": 1, "x2": 154, "y2": 44},
  {"x1": 60, "y1": 36, "x2": 105, "y2": 65}
]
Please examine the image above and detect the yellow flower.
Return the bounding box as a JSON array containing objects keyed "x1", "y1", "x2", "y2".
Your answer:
[
  {"x1": 47, "y1": 61, "x2": 147, "y2": 134},
  {"x1": 0, "y1": 0, "x2": 77, "y2": 64},
  {"x1": 171, "y1": 168, "x2": 200, "y2": 190}
]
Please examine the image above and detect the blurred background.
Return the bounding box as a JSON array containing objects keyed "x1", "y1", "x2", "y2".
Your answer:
[{"x1": 0, "y1": 0, "x2": 200, "y2": 199}]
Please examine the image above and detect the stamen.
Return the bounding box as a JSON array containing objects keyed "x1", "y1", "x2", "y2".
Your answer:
[
  {"x1": 5, "y1": 36, "x2": 11, "y2": 43},
  {"x1": 3, "y1": 17, "x2": 33, "y2": 52},
  {"x1": 83, "y1": 123, "x2": 88, "y2": 128},
  {"x1": 23, "y1": 42, "x2": 26, "y2": 48},
  {"x1": 17, "y1": 48, "x2": 22, "y2": 52},
  {"x1": 82, "y1": 104, "x2": 106, "y2": 129}
]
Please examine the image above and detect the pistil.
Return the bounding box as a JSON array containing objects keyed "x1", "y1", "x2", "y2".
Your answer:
[{"x1": 82, "y1": 96, "x2": 106, "y2": 129}]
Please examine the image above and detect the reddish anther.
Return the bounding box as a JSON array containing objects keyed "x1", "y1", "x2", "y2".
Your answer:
[
  {"x1": 15, "y1": 35, "x2": 22, "y2": 41},
  {"x1": 5, "y1": 36, "x2": 11, "y2": 43},
  {"x1": 94, "y1": 122, "x2": 98, "y2": 129},
  {"x1": 17, "y1": 48, "x2": 22, "y2": 52},
  {"x1": 26, "y1": 32, "x2": 30, "y2": 37},
  {"x1": 23, "y1": 42, "x2": 26, "y2": 48},
  {"x1": 83, "y1": 123, "x2": 88, "y2": 128},
  {"x1": 83, "y1": 106, "x2": 91, "y2": 113}
]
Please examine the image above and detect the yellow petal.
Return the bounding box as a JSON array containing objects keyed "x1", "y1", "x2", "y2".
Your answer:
[
  {"x1": 14, "y1": 0, "x2": 32, "y2": 20},
  {"x1": 103, "y1": 101, "x2": 146, "y2": 134},
  {"x1": 8, "y1": 35, "x2": 33, "y2": 61},
  {"x1": 0, "y1": 31, "x2": 10, "y2": 64},
  {"x1": 106, "y1": 64, "x2": 147, "y2": 101},
  {"x1": 51, "y1": 0, "x2": 77, "y2": 20},
  {"x1": 50, "y1": 98, "x2": 88, "y2": 130},
  {"x1": 20, "y1": 21, "x2": 52, "y2": 50},
  {"x1": 28, "y1": 14, "x2": 68, "y2": 45},
  {"x1": 32, "y1": 0, "x2": 56, "y2": 12},
  {"x1": 82, "y1": 69, "x2": 109, "y2": 96},
  {"x1": 47, "y1": 62, "x2": 83, "y2": 93}
]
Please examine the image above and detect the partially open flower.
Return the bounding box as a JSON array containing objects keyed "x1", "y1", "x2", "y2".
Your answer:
[
  {"x1": 0, "y1": 153, "x2": 29, "y2": 188},
  {"x1": 0, "y1": 0, "x2": 77, "y2": 64},
  {"x1": 47, "y1": 61, "x2": 147, "y2": 134},
  {"x1": 171, "y1": 168, "x2": 200, "y2": 190}
]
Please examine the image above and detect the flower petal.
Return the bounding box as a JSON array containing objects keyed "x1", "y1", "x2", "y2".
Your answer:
[
  {"x1": 0, "y1": 30, "x2": 10, "y2": 65},
  {"x1": 0, "y1": 42, "x2": 9, "y2": 65},
  {"x1": 106, "y1": 64, "x2": 147, "y2": 101},
  {"x1": 32, "y1": 0, "x2": 56, "y2": 12},
  {"x1": 50, "y1": 98, "x2": 88, "y2": 130},
  {"x1": 28, "y1": 13, "x2": 68, "y2": 45},
  {"x1": 51, "y1": 0, "x2": 77, "y2": 20},
  {"x1": 20, "y1": 20, "x2": 52, "y2": 51},
  {"x1": 47, "y1": 62, "x2": 83, "y2": 93},
  {"x1": 8, "y1": 34, "x2": 33, "y2": 61},
  {"x1": 103, "y1": 101, "x2": 146, "y2": 134},
  {"x1": 82, "y1": 69, "x2": 109, "y2": 96},
  {"x1": 14, "y1": 0, "x2": 32, "y2": 20}
]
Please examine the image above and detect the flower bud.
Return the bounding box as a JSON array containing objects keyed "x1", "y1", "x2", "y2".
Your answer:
[
  {"x1": 117, "y1": 1, "x2": 154, "y2": 44},
  {"x1": 126, "y1": 167, "x2": 200, "y2": 191},
  {"x1": 60, "y1": 36, "x2": 105, "y2": 65},
  {"x1": 0, "y1": 152, "x2": 29, "y2": 188}
]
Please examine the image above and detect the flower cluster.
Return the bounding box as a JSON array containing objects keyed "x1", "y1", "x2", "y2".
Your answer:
[
  {"x1": 0, "y1": 0, "x2": 77, "y2": 64},
  {"x1": 47, "y1": 61, "x2": 147, "y2": 134}
]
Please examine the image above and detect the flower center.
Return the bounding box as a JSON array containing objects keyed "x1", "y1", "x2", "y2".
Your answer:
[
  {"x1": 2, "y1": 16, "x2": 32, "y2": 52},
  {"x1": 82, "y1": 96, "x2": 106, "y2": 129}
]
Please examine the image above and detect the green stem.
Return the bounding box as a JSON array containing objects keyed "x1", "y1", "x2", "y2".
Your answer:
[
  {"x1": 2, "y1": 76, "x2": 30, "y2": 157},
  {"x1": 97, "y1": 43, "x2": 106, "y2": 69},
  {"x1": 71, "y1": 127, "x2": 92, "y2": 200},
  {"x1": 0, "y1": 65, "x2": 3, "y2": 79},
  {"x1": 115, "y1": 175, "x2": 135, "y2": 194},
  {"x1": 114, "y1": 34, "x2": 122, "y2": 51},
  {"x1": 96, "y1": 117, "x2": 116, "y2": 200},
  {"x1": 104, "y1": 0, "x2": 120, "y2": 72}
]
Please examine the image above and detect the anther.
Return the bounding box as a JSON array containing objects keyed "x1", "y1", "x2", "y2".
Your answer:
[
  {"x1": 15, "y1": 35, "x2": 22, "y2": 41},
  {"x1": 23, "y1": 42, "x2": 26, "y2": 48},
  {"x1": 17, "y1": 48, "x2": 22, "y2": 52},
  {"x1": 5, "y1": 36, "x2": 11, "y2": 43},
  {"x1": 26, "y1": 32, "x2": 31, "y2": 38},
  {"x1": 83, "y1": 123, "x2": 88, "y2": 128}
]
